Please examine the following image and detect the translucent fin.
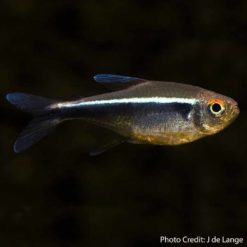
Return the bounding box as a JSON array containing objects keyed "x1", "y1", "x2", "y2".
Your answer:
[
  {"x1": 6, "y1": 92, "x2": 57, "y2": 115},
  {"x1": 13, "y1": 116, "x2": 60, "y2": 153},
  {"x1": 93, "y1": 74, "x2": 145, "y2": 84},
  {"x1": 6, "y1": 92, "x2": 61, "y2": 153},
  {"x1": 89, "y1": 138, "x2": 125, "y2": 156}
]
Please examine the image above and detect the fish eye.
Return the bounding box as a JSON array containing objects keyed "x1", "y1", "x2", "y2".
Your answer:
[
  {"x1": 208, "y1": 99, "x2": 225, "y2": 116},
  {"x1": 211, "y1": 103, "x2": 222, "y2": 113}
]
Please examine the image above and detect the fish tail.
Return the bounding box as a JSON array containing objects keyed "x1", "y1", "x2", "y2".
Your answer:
[{"x1": 6, "y1": 92, "x2": 61, "y2": 153}]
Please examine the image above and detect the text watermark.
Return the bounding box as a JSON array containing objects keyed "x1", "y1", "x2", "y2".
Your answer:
[{"x1": 160, "y1": 236, "x2": 244, "y2": 245}]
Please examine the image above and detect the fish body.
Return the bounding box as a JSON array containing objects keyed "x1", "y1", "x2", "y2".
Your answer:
[{"x1": 6, "y1": 74, "x2": 239, "y2": 153}]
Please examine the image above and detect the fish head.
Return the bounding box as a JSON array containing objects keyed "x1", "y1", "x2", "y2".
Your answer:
[{"x1": 198, "y1": 91, "x2": 240, "y2": 135}]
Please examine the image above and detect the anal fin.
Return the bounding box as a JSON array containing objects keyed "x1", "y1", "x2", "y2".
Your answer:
[{"x1": 89, "y1": 138, "x2": 125, "y2": 156}]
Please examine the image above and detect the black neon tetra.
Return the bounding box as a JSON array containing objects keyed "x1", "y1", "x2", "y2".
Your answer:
[{"x1": 6, "y1": 74, "x2": 239, "y2": 154}]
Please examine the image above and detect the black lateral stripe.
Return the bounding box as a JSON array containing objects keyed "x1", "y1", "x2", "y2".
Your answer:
[
  {"x1": 61, "y1": 101, "x2": 194, "y2": 119},
  {"x1": 156, "y1": 102, "x2": 193, "y2": 119}
]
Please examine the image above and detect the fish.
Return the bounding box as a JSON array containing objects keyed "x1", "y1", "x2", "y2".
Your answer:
[{"x1": 6, "y1": 74, "x2": 240, "y2": 154}]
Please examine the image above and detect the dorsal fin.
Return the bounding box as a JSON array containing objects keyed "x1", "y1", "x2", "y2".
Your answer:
[
  {"x1": 93, "y1": 74, "x2": 147, "y2": 90},
  {"x1": 94, "y1": 74, "x2": 146, "y2": 83}
]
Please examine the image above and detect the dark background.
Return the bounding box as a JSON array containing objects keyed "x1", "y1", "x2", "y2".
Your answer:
[{"x1": 0, "y1": 0, "x2": 246, "y2": 246}]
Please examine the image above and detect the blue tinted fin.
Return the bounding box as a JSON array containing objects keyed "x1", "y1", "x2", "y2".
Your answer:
[
  {"x1": 6, "y1": 92, "x2": 61, "y2": 153},
  {"x1": 93, "y1": 74, "x2": 145, "y2": 84},
  {"x1": 6, "y1": 92, "x2": 56, "y2": 115},
  {"x1": 13, "y1": 116, "x2": 59, "y2": 153}
]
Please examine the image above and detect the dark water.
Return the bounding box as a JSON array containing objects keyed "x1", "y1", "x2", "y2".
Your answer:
[{"x1": 1, "y1": 1, "x2": 246, "y2": 246}]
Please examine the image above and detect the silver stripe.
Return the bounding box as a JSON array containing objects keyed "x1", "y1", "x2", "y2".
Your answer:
[{"x1": 57, "y1": 97, "x2": 198, "y2": 108}]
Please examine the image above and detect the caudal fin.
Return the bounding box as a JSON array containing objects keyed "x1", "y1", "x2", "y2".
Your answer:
[{"x1": 6, "y1": 92, "x2": 60, "y2": 153}]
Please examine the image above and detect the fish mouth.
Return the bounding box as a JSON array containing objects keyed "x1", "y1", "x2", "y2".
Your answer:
[
  {"x1": 231, "y1": 102, "x2": 240, "y2": 121},
  {"x1": 235, "y1": 105, "x2": 240, "y2": 116},
  {"x1": 233, "y1": 101, "x2": 240, "y2": 115}
]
